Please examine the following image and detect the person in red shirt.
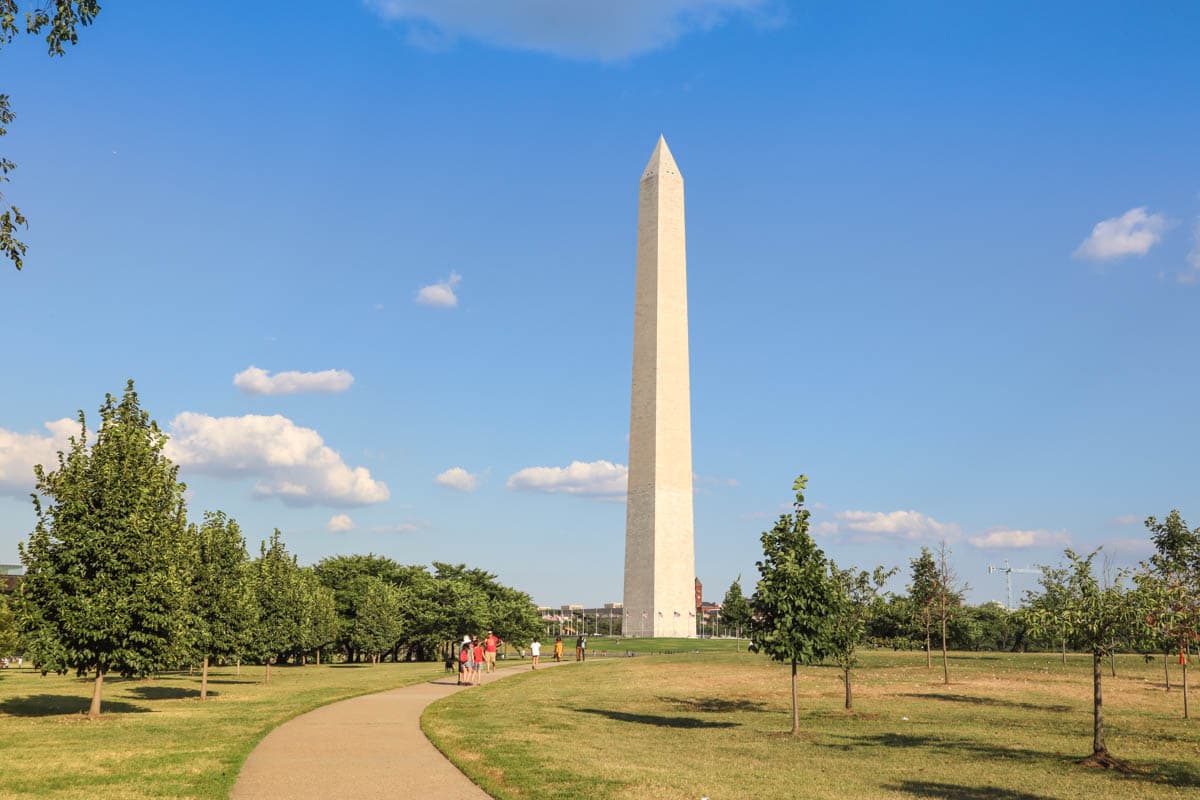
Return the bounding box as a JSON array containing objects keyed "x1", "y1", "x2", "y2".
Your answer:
[
  {"x1": 471, "y1": 638, "x2": 485, "y2": 685},
  {"x1": 483, "y1": 630, "x2": 502, "y2": 674}
]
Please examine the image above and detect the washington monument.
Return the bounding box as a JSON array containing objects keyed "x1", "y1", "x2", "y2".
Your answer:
[{"x1": 622, "y1": 136, "x2": 696, "y2": 638}]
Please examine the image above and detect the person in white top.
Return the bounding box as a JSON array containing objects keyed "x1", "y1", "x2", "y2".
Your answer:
[{"x1": 530, "y1": 638, "x2": 541, "y2": 669}]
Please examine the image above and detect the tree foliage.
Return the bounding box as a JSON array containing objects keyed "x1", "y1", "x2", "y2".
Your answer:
[
  {"x1": 750, "y1": 475, "x2": 839, "y2": 734},
  {"x1": 908, "y1": 547, "x2": 938, "y2": 667},
  {"x1": 17, "y1": 381, "x2": 192, "y2": 717},
  {"x1": 829, "y1": 564, "x2": 895, "y2": 710},
  {"x1": 1027, "y1": 549, "x2": 1142, "y2": 766},
  {"x1": 720, "y1": 577, "x2": 752, "y2": 637},
  {"x1": 1, "y1": 1, "x2": 103, "y2": 269},
  {"x1": 190, "y1": 511, "x2": 255, "y2": 697}
]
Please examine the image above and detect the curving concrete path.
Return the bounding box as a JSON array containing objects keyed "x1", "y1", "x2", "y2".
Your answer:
[{"x1": 231, "y1": 660, "x2": 567, "y2": 799}]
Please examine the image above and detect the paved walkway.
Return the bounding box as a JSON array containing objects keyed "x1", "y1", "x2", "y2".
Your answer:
[{"x1": 231, "y1": 659, "x2": 567, "y2": 799}]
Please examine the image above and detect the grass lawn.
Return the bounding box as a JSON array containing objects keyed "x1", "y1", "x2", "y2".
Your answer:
[
  {"x1": 0, "y1": 660, "x2": 442, "y2": 800},
  {"x1": 422, "y1": 647, "x2": 1200, "y2": 800}
]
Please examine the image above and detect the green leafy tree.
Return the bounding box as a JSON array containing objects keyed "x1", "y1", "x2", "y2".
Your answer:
[
  {"x1": 0, "y1": 593, "x2": 19, "y2": 656},
  {"x1": 720, "y1": 577, "x2": 752, "y2": 643},
  {"x1": 190, "y1": 511, "x2": 254, "y2": 699},
  {"x1": 349, "y1": 576, "x2": 405, "y2": 664},
  {"x1": 1027, "y1": 549, "x2": 1143, "y2": 768},
  {"x1": 1025, "y1": 563, "x2": 1072, "y2": 663},
  {"x1": 299, "y1": 570, "x2": 338, "y2": 665},
  {"x1": 1, "y1": 1, "x2": 102, "y2": 269},
  {"x1": 251, "y1": 529, "x2": 302, "y2": 682},
  {"x1": 749, "y1": 475, "x2": 839, "y2": 734},
  {"x1": 933, "y1": 541, "x2": 968, "y2": 684},
  {"x1": 908, "y1": 547, "x2": 938, "y2": 668},
  {"x1": 17, "y1": 381, "x2": 192, "y2": 718},
  {"x1": 828, "y1": 564, "x2": 896, "y2": 709},
  {"x1": 1139, "y1": 510, "x2": 1200, "y2": 715}
]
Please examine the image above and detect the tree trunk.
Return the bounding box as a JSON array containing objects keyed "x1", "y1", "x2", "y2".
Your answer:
[
  {"x1": 1092, "y1": 650, "x2": 1106, "y2": 757},
  {"x1": 941, "y1": 614, "x2": 949, "y2": 684},
  {"x1": 1184, "y1": 659, "x2": 1190, "y2": 720},
  {"x1": 790, "y1": 659, "x2": 799, "y2": 735},
  {"x1": 1110, "y1": 649, "x2": 1116, "y2": 678},
  {"x1": 236, "y1": 658, "x2": 241, "y2": 676},
  {"x1": 844, "y1": 667, "x2": 852, "y2": 711},
  {"x1": 925, "y1": 621, "x2": 931, "y2": 669},
  {"x1": 1061, "y1": 637, "x2": 1066, "y2": 665},
  {"x1": 201, "y1": 655, "x2": 210, "y2": 700},
  {"x1": 1165, "y1": 651, "x2": 1171, "y2": 691},
  {"x1": 315, "y1": 648, "x2": 321, "y2": 666},
  {"x1": 88, "y1": 669, "x2": 104, "y2": 720},
  {"x1": 265, "y1": 659, "x2": 272, "y2": 684}
]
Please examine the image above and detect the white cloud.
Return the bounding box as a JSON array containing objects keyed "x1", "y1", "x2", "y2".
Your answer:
[
  {"x1": 364, "y1": 0, "x2": 774, "y2": 60},
  {"x1": 1073, "y1": 207, "x2": 1168, "y2": 261},
  {"x1": 0, "y1": 419, "x2": 77, "y2": 496},
  {"x1": 327, "y1": 514, "x2": 355, "y2": 532},
  {"x1": 436, "y1": 466, "x2": 480, "y2": 492},
  {"x1": 968, "y1": 528, "x2": 1070, "y2": 549},
  {"x1": 506, "y1": 459, "x2": 627, "y2": 498},
  {"x1": 415, "y1": 271, "x2": 462, "y2": 308},
  {"x1": 826, "y1": 510, "x2": 962, "y2": 543},
  {"x1": 233, "y1": 366, "x2": 354, "y2": 396},
  {"x1": 1111, "y1": 514, "x2": 1141, "y2": 526},
  {"x1": 163, "y1": 412, "x2": 389, "y2": 507}
]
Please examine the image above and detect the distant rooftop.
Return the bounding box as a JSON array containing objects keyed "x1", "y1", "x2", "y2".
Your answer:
[{"x1": 0, "y1": 564, "x2": 23, "y2": 576}]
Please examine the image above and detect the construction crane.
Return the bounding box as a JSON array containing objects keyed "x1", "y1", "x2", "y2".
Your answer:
[{"x1": 986, "y1": 560, "x2": 1042, "y2": 610}]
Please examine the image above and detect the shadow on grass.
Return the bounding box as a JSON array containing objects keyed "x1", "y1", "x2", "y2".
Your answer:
[
  {"x1": 576, "y1": 708, "x2": 738, "y2": 729},
  {"x1": 0, "y1": 694, "x2": 150, "y2": 717},
  {"x1": 828, "y1": 733, "x2": 1200, "y2": 790},
  {"x1": 902, "y1": 693, "x2": 1072, "y2": 713},
  {"x1": 329, "y1": 664, "x2": 369, "y2": 669},
  {"x1": 657, "y1": 696, "x2": 768, "y2": 713},
  {"x1": 127, "y1": 685, "x2": 214, "y2": 700},
  {"x1": 886, "y1": 780, "x2": 1055, "y2": 799}
]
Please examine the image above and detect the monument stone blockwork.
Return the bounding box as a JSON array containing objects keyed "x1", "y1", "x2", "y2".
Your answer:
[{"x1": 622, "y1": 136, "x2": 696, "y2": 638}]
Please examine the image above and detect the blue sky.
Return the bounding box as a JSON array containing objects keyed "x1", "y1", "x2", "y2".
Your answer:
[{"x1": 1, "y1": 1, "x2": 1198, "y2": 607}]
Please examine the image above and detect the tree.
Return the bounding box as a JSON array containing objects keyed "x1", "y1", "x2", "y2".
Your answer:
[
  {"x1": 0, "y1": 593, "x2": 19, "y2": 656},
  {"x1": 828, "y1": 564, "x2": 896, "y2": 710},
  {"x1": 298, "y1": 570, "x2": 337, "y2": 666},
  {"x1": 17, "y1": 381, "x2": 192, "y2": 718},
  {"x1": 933, "y1": 541, "x2": 967, "y2": 684},
  {"x1": 190, "y1": 511, "x2": 254, "y2": 699},
  {"x1": 1, "y1": 1, "x2": 102, "y2": 269},
  {"x1": 908, "y1": 547, "x2": 937, "y2": 668},
  {"x1": 1027, "y1": 549, "x2": 1142, "y2": 768},
  {"x1": 720, "y1": 577, "x2": 752, "y2": 644},
  {"x1": 1139, "y1": 510, "x2": 1200, "y2": 715},
  {"x1": 251, "y1": 529, "x2": 302, "y2": 683},
  {"x1": 749, "y1": 475, "x2": 838, "y2": 734},
  {"x1": 349, "y1": 576, "x2": 404, "y2": 664},
  {"x1": 1025, "y1": 563, "x2": 1072, "y2": 664}
]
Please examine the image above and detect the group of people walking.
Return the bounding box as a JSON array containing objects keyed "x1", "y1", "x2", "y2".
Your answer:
[
  {"x1": 456, "y1": 632, "x2": 591, "y2": 684},
  {"x1": 456, "y1": 630, "x2": 502, "y2": 686}
]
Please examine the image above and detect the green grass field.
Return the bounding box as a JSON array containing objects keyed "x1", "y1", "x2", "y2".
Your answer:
[
  {"x1": 0, "y1": 661, "x2": 442, "y2": 800},
  {"x1": 423, "y1": 647, "x2": 1200, "y2": 800}
]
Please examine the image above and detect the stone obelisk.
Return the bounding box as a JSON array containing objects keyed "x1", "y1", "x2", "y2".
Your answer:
[{"x1": 622, "y1": 136, "x2": 696, "y2": 638}]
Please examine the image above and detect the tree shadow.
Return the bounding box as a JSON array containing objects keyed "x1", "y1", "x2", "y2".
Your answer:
[
  {"x1": 885, "y1": 780, "x2": 1055, "y2": 799},
  {"x1": 329, "y1": 664, "x2": 369, "y2": 669},
  {"x1": 826, "y1": 732, "x2": 1200, "y2": 790},
  {"x1": 127, "y1": 685, "x2": 213, "y2": 700},
  {"x1": 901, "y1": 693, "x2": 1072, "y2": 713},
  {"x1": 657, "y1": 696, "x2": 768, "y2": 713},
  {"x1": 575, "y1": 708, "x2": 738, "y2": 729},
  {"x1": 0, "y1": 694, "x2": 150, "y2": 717}
]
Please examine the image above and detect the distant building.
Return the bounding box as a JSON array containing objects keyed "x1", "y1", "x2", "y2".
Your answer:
[{"x1": 0, "y1": 564, "x2": 23, "y2": 594}]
